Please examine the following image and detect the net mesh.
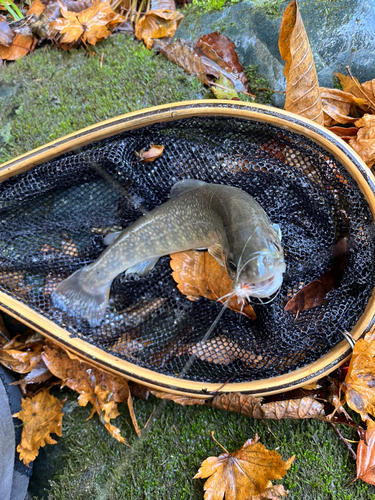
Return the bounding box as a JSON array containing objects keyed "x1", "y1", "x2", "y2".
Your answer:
[{"x1": 0, "y1": 116, "x2": 374, "y2": 383}]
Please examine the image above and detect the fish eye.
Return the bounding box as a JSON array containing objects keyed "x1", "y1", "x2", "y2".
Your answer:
[{"x1": 228, "y1": 260, "x2": 237, "y2": 273}]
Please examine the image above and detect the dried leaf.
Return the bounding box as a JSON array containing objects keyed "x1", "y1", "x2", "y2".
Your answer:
[
  {"x1": 150, "y1": 389, "x2": 207, "y2": 405},
  {"x1": 41, "y1": 343, "x2": 137, "y2": 442},
  {"x1": 50, "y1": 0, "x2": 126, "y2": 46},
  {"x1": 356, "y1": 422, "x2": 375, "y2": 485},
  {"x1": 252, "y1": 484, "x2": 289, "y2": 499},
  {"x1": 327, "y1": 126, "x2": 358, "y2": 143},
  {"x1": 29, "y1": 2, "x2": 61, "y2": 38},
  {"x1": 211, "y1": 392, "x2": 326, "y2": 420},
  {"x1": 134, "y1": 144, "x2": 164, "y2": 162},
  {"x1": 170, "y1": 250, "x2": 256, "y2": 319},
  {"x1": 0, "y1": 19, "x2": 14, "y2": 46},
  {"x1": 349, "y1": 114, "x2": 375, "y2": 168},
  {"x1": 135, "y1": 9, "x2": 183, "y2": 50},
  {"x1": 211, "y1": 73, "x2": 240, "y2": 100},
  {"x1": 154, "y1": 38, "x2": 208, "y2": 84},
  {"x1": 0, "y1": 33, "x2": 34, "y2": 60},
  {"x1": 278, "y1": 1, "x2": 323, "y2": 124},
  {"x1": 321, "y1": 87, "x2": 366, "y2": 127},
  {"x1": 13, "y1": 359, "x2": 54, "y2": 395},
  {"x1": 194, "y1": 434, "x2": 294, "y2": 499},
  {"x1": 0, "y1": 332, "x2": 44, "y2": 374},
  {"x1": 13, "y1": 389, "x2": 65, "y2": 466},
  {"x1": 285, "y1": 238, "x2": 347, "y2": 317},
  {"x1": 28, "y1": 0, "x2": 46, "y2": 15},
  {"x1": 342, "y1": 328, "x2": 375, "y2": 423},
  {"x1": 335, "y1": 73, "x2": 375, "y2": 113},
  {"x1": 194, "y1": 32, "x2": 249, "y2": 93}
]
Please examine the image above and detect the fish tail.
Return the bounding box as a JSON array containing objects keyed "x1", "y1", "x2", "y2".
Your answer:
[{"x1": 52, "y1": 267, "x2": 111, "y2": 327}]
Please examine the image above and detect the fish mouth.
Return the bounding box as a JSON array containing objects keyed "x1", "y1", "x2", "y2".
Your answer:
[{"x1": 233, "y1": 273, "x2": 283, "y2": 299}]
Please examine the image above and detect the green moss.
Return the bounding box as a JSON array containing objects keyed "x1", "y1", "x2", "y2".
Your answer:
[
  {"x1": 0, "y1": 34, "x2": 210, "y2": 164},
  {"x1": 251, "y1": 0, "x2": 286, "y2": 18},
  {"x1": 190, "y1": 0, "x2": 241, "y2": 13},
  {"x1": 242, "y1": 64, "x2": 274, "y2": 105}
]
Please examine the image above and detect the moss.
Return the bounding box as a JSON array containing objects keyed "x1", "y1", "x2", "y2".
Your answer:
[
  {"x1": 242, "y1": 64, "x2": 274, "y2": 105},
  {"x1": 251, "y1": 0, "x2": 286, "y2": 18},
  {"x1": 190, "y1": 0, "x2": 241, "y2": 13},
  {"x1": 0, "y1": 34, "x2": 210, "y2": 164}
]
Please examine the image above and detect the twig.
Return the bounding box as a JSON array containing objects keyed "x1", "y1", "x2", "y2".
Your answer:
[
  {"x1": 345, "y1": 65, "x2": 375, "y2": 112},
  {"x1": 330, "y1": 422, "x2": 357, "y2": 461}
]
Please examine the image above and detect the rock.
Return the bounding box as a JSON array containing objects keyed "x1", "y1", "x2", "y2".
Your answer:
[{"x1": 176, "y1": 0, "x2": 375, "y2": 108}]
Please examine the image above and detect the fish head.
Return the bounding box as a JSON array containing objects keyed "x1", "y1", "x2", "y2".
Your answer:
[{"x1": 228, "y1": 223, "x2": 286, "y2": 300}]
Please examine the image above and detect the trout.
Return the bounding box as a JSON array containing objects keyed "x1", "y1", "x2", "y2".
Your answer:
[{"x1": 52, "y1": 180, "x2": 286, "y2": 326}]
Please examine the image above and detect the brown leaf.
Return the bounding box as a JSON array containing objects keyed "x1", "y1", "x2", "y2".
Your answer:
[
  {"x1": 0, "y1": 332, "x2": 44, "y2": 374},
  {"x1": 50, "y1": 0, "x2": 126, "y2": 46},
  {"x1": 0, "y1": 33, "x2": 34, "y2": 60},
  {"x1": 285, "y1": 238, "x2": 347, "y2": 317},
  {"x1": 211, "y1": 392, "x2": 326, "y2": 420},
  {"x1": 170, "y1": 250, "x2": 256, "y2": 319},
  {"x1": 13, "y1": 359, "x2": 54, "y2": 395},
  {"x1": 327, "y1": 126, "x2": 358, "y2": 143},
  {"x1": 252, "y1": 484, "x2": 289, "y2": 499},
  {"x1": 278, "y1": 1, "x2": 323, "y2": 124},
  {"x1": 28, "y1": 0, "x2": 46, "y2": 16},
  {"x1": 29, "y1": 2, "x2": 62, "y2": 39},
  {"x1": 13, "y1": 388, "x2": 65, "y2": 466},
  {"x1": 154, "y1": 38, "x2": 208, "y2": 85},
  {"x1": 321, "y1": 87, "x2": 366, "y2": 127},
  {"x1": 335, "y1": 73, "x2": 375, "y2": 113},
  {"x1": 135, "y1": 9, "x2": 183, "y2": 50},
  {"x1": 349, "y1": 114, "x2": 375, "y2": 168},
  {"x1": 342, "y1": 328, "x2": 375, "y2": 423},
  {"x1": 41, "y1": 343, "x2": 137, "y2": 442},
  {"x1": 150, "y1": 389, "x2": 207, "y2": 405},
  {"x1": 0, "y1": 20, "x2": 14, "y2": 46},
  {"x1": 194, "y1": 32, "x2": 249, "y2": 93},
  {"x1": 194, "y1": 434, "x2": 294, "y2": 499},
  {"x1": 356, "y1": 422, "x2": 375, "y2": 485},
  {"x1": 134, "y1": 144, "x2": 164, "y2": 162}
]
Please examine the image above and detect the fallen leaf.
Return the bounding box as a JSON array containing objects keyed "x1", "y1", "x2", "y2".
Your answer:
[
  {"x1": 349, "y1": 114, "x2": 375, "y2": 168},
  {"x1": 321, "y1": 87, "x2": 366, "y2": 127},
  {"x1": 29, "y1": 2, "x2": 62, "y2": 39},
  {"x1": 194, "y1": 32, "x2": 249, "y2": 93},
  {"x1": 285, "y1": 238, "x2": 347, "y2": 317},
  {"x1": 211, "y1": 393, "x2": 326, "y2": 420},
  {"x1": 278, "y1": 1, "x2": 323, "y2": 124},
  {"x1": 356, "y1": 422, "x2": 375, "y2": 485},
  {"x1": 0, "y1": 332, "x2": 44, "y2": 374},
  {"x1": 50, "y1": 0, "x2": 126, "y2": 46},
  {"x1": 0, "y1": 19, "x2": 14, "y2": 46},
  {"x1": 135, "y1": 9, "x2": 183, "y2": 50},
  {"x1": 327, "y1": 126, "x2": 358, "y2": 143},
  {"x1": 335, "y1": 72, "x2": 375, "y2": 113},
  {"x1": 134, "y1": 144, "x2": 164, "y2": 162},
  {"x1": 342, "y1": 328, "x2": 375, "y2": 423},
  {"x1": 154, "y1": 38, "x2": 208, "y2": 84},
  {"x1": 28, "y1": 0, "x2": 46, "y2": 15},
  {"x1": 170, "y1": 250, "x2": 256, "y2": 319},
  {"x1": 150, "y1": 389, "x2": 207, "y2": 405},
  {"x1": 41, "y1": 343, "x2": 138, "y2": 441},
  {"x1": 13, "y1": 388, "x2": 65, "y2": 466},
  {"x1": 211, "y1": 72, "x2": 240, "y2": 100},
  {"x1": 194, "y1": 434, "x2": 294, "y2": 499},
  {"x1": 252, "y1": 484, "x2": 289, "y2": 499},
  {"x1": 13, "y1": 359, "x2": 54, "y2": 395},
  {"x1": 0, "y1": 33, "x2": 34, "y2": 60}
]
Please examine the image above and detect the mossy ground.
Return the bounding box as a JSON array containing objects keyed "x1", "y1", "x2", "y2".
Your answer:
[{"x1": 0, "y1": 33, "x2": 374, "y2": 500}]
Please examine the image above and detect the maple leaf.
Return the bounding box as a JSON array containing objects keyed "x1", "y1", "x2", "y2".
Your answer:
[
  {"x1": 50, "y1": 0, "x2": 126, "y2": 47},
  {"x1": 134, "y1": 144, "x2": 164, "y2": 162},
  {"x1": 278, "y1": 1, "x2": 323, "y2": 124},
  {"x1": 0, "y1": 33, "x2": 34, "y2": 60},
  {"x1": 170, "y1": 250, "x2": 256, "y2": 319},
  {"x1": 41, "y1": 342, "x2": 140, "y2": 442},
  {"x1": 349, "y1": 114, "x2": 375, "y2": 168},
  {"x1": 194, "y1": 433, "x2": 294, "y2": 500},
  {"x1": 342, "y1": 327, "x2": 375, "y2": 423},
  {"x1": 355, "y1": 422, "x2": 375, "y2": 485},
  {"x1": 135, "y1": 8, "x2": 183, "y2": 50},
  {"x1": 13, "y1": 388, "x2": 65, "y2": 466},
  {"x1": 0, "y1": 331, "x2": 44, "y2": 374}
]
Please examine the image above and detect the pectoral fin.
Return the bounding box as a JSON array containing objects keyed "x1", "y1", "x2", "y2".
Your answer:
[
  {"x1": 103, "y1": 231, "x2": 122, "y2": 246},
  {"x1": 208, "y1": 244, "x2": 225, "y2": 267},
  {"x1": 169, "y1": 179, "x2": 206, "y2": 199},
  {"x1": 125, "y1": 257, "x2": 160, "y2": 275}
]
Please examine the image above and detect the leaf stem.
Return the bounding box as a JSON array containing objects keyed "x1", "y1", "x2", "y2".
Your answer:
[
  {"x1": 329, "y1": 422, "x2": 356, "y2": 461},
  {"x1": 211, "y1": 431, "x2": 230, "y2": 454}
]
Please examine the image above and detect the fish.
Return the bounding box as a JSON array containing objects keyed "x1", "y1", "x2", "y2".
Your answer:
[{"x1": 52, "y1": 179, "x2": 286, "y2": 326}]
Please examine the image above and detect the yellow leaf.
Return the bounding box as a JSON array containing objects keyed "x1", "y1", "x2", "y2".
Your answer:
[
  {"x1": 135, "y1": 9, "x2": 183, "y2": 50},
  {"x1": 13, "y1": 389, "x2": 65, "y2": 466},
  {"x1": 0, "y1": 332, "x2": 44, "y2": 374},
  {"x1": 278, "y1": 1, "x2": 323, "y2": 124},
  {"x1": 194, "y1": 434, "x2": 294, "y2": 500},
  {"x1": 335, "y1": 73, "x2": 375, "y2": 113}
]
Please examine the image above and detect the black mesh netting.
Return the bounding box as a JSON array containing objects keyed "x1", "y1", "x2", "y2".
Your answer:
[{"x1": 0, "y1": 116, "x2": 374, "y2": 383}]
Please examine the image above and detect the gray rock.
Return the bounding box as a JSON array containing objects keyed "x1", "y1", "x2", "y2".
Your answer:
[{"x1": 176, "y1": 0, "x2": 375, "y2": 107}]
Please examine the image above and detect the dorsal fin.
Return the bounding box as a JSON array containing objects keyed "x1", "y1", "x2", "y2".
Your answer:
[{"x1": 169, "y1": 179, "x2": 206, "y2": 199}]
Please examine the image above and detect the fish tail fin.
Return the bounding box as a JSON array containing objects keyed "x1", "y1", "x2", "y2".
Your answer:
[{"x1": 52, "y1": 267, "x2": 111, "y2": 327}]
